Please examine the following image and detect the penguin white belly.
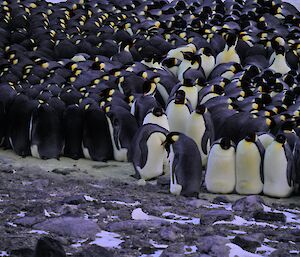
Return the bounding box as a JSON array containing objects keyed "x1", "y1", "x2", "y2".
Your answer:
[
  {"x1": 137, "y1": 133, "x2": 166, "y2": 180},
  {"x1": 106, "y1": 117, "x2": 128, "y2": 162},
  {"x1": 263, "y1": 143, "x2": 293, "y2": 198},
  {"x1": 179, "y1": 86, "x2": 198, "y2": 110},
  {"x1": 258, "y1": 134, "x2": 274, "y2": 149},
  {"x1": 31, "y1": 145, "x2": 41, "y2": 159},
  {"x1": 221, "y1": 70, "x2": 235, "y2": 80},
  {"x1": 205, "y1": 145, "x2": 235, "y2": 194},
  {"x1": 269, "y1": 55, "x2": 291, "y2": 75},
  {"x1": 169, "y1": 146, "x2": 182, "y2": 195},
  {"x1": 177, "y1": 61, "x2": 199, "y2": 82},
  {"x1": 185, "y1": 114, "x2": 208, "y2": 166},
  {"x1": 236, "y1": 142, "x2": 263, "y2": 195},
  {"x1": 130, "y1": 100, "x2": 136, "y2": 116},
  {"x1": 216, "y1": 47, "x2": 240, "y2": 65},
  {"x1": 201, "y1": 55, "x2": 215, "y2": 78},
  {"x1": 82, "y1": 142, "x2": 92, "y2": 160},
  {"x1": 166, "y1": 103, "x2": 189, "y2": 133},
  {"x1": 143, "y1": 113, "x2": 170, "y2": 130}
]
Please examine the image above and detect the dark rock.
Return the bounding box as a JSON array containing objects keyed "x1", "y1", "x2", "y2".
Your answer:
[
  {"x1": 201, "y1": 210, "x2": 233, "y2": 225},
  {"x1": 107, "y1": 220, "x2": 168, "y2": 233},
  {"x1": 14, "y1": 216, "x2": 46, "y2": 227},
  {"x1": 269, "y1": 249, "x2": 290, "y2": 257},
  {"x1": 10, "y1": 247, "x2": 34, "y2": 257},
  {"x1": 232, "y1": 196, "x2": 264, "y2": 216},
  {"x1": 33, "y1": 237, "x2": 66, "y2": 257},
  {"x1": 196, "y1": 236, "x2": 230, "y2": 257},
  {"x1": 161, "y1": 242, "x2": 186, "y2": 257},
  {"x1": 188, "y1": 199, "x2": 210, "y2": 208},
  {"x1": 51, "y1": 168, "x2": 73, "y2": 175},
  {"x1": 33, "y1": 217, "x2": 100, "y2": 238},
  {"x1": 212, "y1": 196, "x2": 230, "y2": 204},
  {"x1": 253, "y1": 211, "x2": 286, "y2": 222},
  {"x1": 74, "y1": 245, "x2": 114, "y2": 257},
  {"x1": 231, "y1": 233, "x2": 264, "y2": 252},
  {"x1": 62, "y1": 195, "x2": 87, "y2": 205},
  {"x1": 160, "y1": 225, "x2": 182, "y2": 241}
]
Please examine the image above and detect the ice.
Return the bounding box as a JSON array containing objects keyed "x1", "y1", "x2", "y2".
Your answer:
[
  {"x1": 149, "y1": 239, "x2": 168, "y2": 249},
  {"x1": 214, "y1": 215, "x2": 278, "y2": 228},
  {"x1": 29, "y1": 230, "x2": 49, "y2": 235},
  {"x1": 184, "y1": 245, "x2": 197, "y2": 254},
  {"x1": 0, "y1": 252, "x2": 9, "y2": 257},
  {"x1": 84, "y1": 195, "x2": 97, "y2": 202},
  {"x1": 90, "y1": 230, "x2": 124, "y2": 248},
  {"x1": 227, "y1": 243, "x2": 263, "y2": 257},
  {"x1": 102, "y1": 200, "x2": 141, "y2": 206}
]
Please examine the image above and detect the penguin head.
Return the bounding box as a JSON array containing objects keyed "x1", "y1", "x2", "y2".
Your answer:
[
  {"x1": 152, "y1": 107, "x2": 164, "y2": 117},
  {"x1": 275, "y1": 134, "x2": 286, "y2": 145},
  {"x1": 245, "y1": 132, "x2": 257, "y2": 143},
  {"x1": 219, "y1": 137, "x2": 233, "y2": 150},
  {"x1": 143, "y1": 81, "x2": 156, "y2": 96},
  {"x1": 162, "y1": 132, "x2": 180, "y2": 156},
  {"x1": 195, "y1": 104, "x2": 206, "y2": 115},
  {"x1": 225, "y1": 32, "x2": 238, "y2": 47},
  {"x1": 201, "y1": 47, "x2": 213, "y2": 57},
  {"x1": 275, "y1": 45, "x2": 285, "y2": 55},
  {"x1": 281, "y1": 120, "x2": 296, "y2": 132},
  {"x1": 174, "y1": 90, "x2": 186, "y2": 104}
]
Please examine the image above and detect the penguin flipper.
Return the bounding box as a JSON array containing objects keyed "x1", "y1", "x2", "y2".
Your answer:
[
  {"x1": 204, "y1": 112, "x2": 215, "y2": 145},
  {"x1": 201, "y1": 130, "x2": 210, "y2": 155},
  {"x1": 285, "y1": 144, "x2": 295, "y2": 187},
  {"x1": 255, "y1": 139, "x2": 265, "y2": 184}
]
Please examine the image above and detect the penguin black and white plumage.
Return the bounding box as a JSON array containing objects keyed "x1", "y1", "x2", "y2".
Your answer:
[
  {"x1": 235, "y1": 133, "x2": 264, "y2": 195},
  {"x1": 205, "y1": 137, "x2": 236, "y2": 194},
  {"x1": 263, "y1": 134, "x2": 295, "y2": 198},
  {"x1": 143, "y1": 107, "x2": 169, "y2": 130},
  {"x1": 185, "y1": 104, "x2": 214, "y2": 167},
  {"x1": 7, "y1": 94, "x2": 38, "y2": 157},
  {"x1": 130, "y1": 124, "x2": 168, "y2": 180},
  {"x1": 268, "y1": 45, "x2": 291, "y2": 75},
  {"x1": 163, "y1": 132, "x2": 202, "y2": 197},
  {"x1": 82, "y1": 102, "x2": 113, "y2": 161},
  {"x1": 105, "y1": 105, "x2": 138, "y2": 162},
  {"x1": 166, "y1": 90, "x2": 192, "y2": 133},
  {"x1": 30, "y1": 102, "x2": 64, "y2": 160}
]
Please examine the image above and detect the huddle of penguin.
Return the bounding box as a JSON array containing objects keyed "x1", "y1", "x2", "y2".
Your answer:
[{"x1": 0, "y1": 0, "x2": 299, "y2": 198}]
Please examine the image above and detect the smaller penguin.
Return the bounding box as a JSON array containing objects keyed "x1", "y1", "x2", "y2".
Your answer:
[
  {"x1": 235, "y1": 133, "x2": 265, "y2": 195},
  {"x1": 216, "y1": 33, "x2": 240, "y2": 65},
  {"x1": 163, "y1": 132, "x2": 202, "y2": 197},
  {"x1": 130, "y1": 124, "x2": 168, "y2": 180},
  {"x1": 205, "y1": 138, "x2": 236, "y2": 194},
  {"x1": 263, "y1": 134, "x2": 295, "y2": 198},
  {"x1": 143, "y1": 107, "x2": 169, "y2": 130}
]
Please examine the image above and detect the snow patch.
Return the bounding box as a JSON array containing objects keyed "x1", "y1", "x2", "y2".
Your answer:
[
  {"x1": 184, "y1": 245, "x2": 197, "y2": 254},
  {"x1": 256, "y1": 244, "x2": 276, "y2": 255},
  {"x1": 263, "y1": 204, "x2": 300, "y2": 225},
  {"x1": 0, "y1": 252, "x2": 9, "y2": 257},
  {"x1": 29, "y1": 230, "x2": 49, "y2": 235},
  {"x1": 290, "y1": 250, "x2": 300, "y2": 254},
  {"x1": 90, "y1": 230, "x2": 124, "y2": 248},
  {"x1": 149, "y1": 239, "x2": 168, "y2": 249},
  {"x1": 16, "y1": 211, "x2": 26, "y2": 217},
  {"x1": 7, "y1": 222, "x2": 17, "y2": 227},
  {"x1": 227, "y1": 243, "x2": 262, "y2": 257},
  {"x1": 140, "y1": 250, "x2": 163, "y2": 257},
  {"x1": 84, "y1": 195, "x2": 97, "y2": 202},
  {"x1": 102, "y1": 200, "x2": 141, "y2": 207},
  {"x1": 204, "y1": 202, "x2": 232, "y2": 211},
  {"x1": 231, "y1": 230, "x2": 247, "y2": 234}
]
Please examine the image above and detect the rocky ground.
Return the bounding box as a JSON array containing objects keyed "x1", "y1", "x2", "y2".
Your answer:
[{"x1": 0, "y1": 149, "x2": 300, "y2": 257}]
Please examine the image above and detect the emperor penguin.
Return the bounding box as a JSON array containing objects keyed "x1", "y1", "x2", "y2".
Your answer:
[
  {"x1": 257, "y1": 132, "x2": 275, "y2": 149},
  {"x1": 143, "y1": 107, "x2": 169, "y2": 130},
  {"x1": 176, "y1": 79, "x2": 198, "y2": 110},
  {"x1": 268, "y1": 46, "x2": 291, "y2": 75},
  {"x1": 166, "y1": 90, "x2": 192, "y2": 133},
  {"x1": 263, "y1": 134, "x2": 295, "y2": 198},
  {"x1": 177, "y1": 52, "x2": 201, "y2": 82},
  {"x1": 216, "y1": 33, "x2": 241, "y2": 65},
  {"x1": 205, "y1": 138, "x2": 236, "y2": 194},
  {"x1": 166, "y1": 43, "x2": 197, "y2": 61},
  {"x1": 185, "y1": 104, "x2": 215, "y2": 167},
  {"x1": 235, "y1": 133, "x2": 265, "y2": 195},
  {"x1": 130, "y1": 124, "x2": 168, "y2": 180},
  {"x1": 163, "y1": 132, "x2": 202, "y2": 197},
  {"x1": 199, "y1": 47, "x2": 215, "y2": 79}
]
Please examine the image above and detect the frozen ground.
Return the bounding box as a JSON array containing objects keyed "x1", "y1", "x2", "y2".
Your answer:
[{"x1": 0, "y1": 149, "x2": 299, "y2": 256}]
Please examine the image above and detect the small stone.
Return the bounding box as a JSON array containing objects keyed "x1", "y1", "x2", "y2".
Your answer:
[
  {"x1": 62, "y1": 195, "x2": 87, "y2": 205},
  {"x1": 231, "y1": 233, "x2": 264, "y2": 252},
  {"x1": 33, "y1": 217, "x2": 100, "y2": 238},
  {"x1": 253, "y1": 211, "x2": 286, "y2": 222},
  {"x1": 212, "y1": 196, "x2": 230, "y2": 204},
  {"x1": 196, "y1": 236, "x2": 230, "y2": 257},
  {"x1": 14, "y1": 216, "x2": 45, "y2": 227},
  {"x1": 160, "y1": 225, "x2": 182, "y2": 241},
  {"x1": 201, "y1": 210, "x2": 233, "y2": 225},
  {"x1": 137, "y1": 179, "x2": 147, "y2": 186},
  {"x1": 33, "y1": 237, "x2": 66, "y2": 257},
  {"x1": 74, "y1": 245, "x2": 114, "y2": 257},
  {"x1": 232, "y1": 196, "x2": 264, "y2": 216},
  {"x1": 51, "y1": 168, "x2": 73, "y2": 175},
  {"x1": 161, "y1": 242, "x2": 186, "y2": 257},
  {"x1": 188, "y1": 199, "x2": 210, "y2": 208}
]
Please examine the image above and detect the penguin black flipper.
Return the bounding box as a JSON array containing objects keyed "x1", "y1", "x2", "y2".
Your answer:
[
  {"x1": 293, "y1": 139, "x2": 300, "y2": 187},
  {"x1": 204, "y1": 112, "x2": 215, "y2": 145},
  {"x1": 201, "y1": 130, "x2": 210, "y2": 155},
  {"x1": 285, "y1": 143, "x2": 295, "y2": 187},
  {"x1": 255, "y1": 139, "x2": 265, "y2": 184}
]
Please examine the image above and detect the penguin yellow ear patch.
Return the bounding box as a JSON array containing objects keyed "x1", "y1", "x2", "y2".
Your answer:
[
  {"x1": 171, "y1": 135, "x2": 179, "y2": 142},
  {"x1": 84, "y1": 104, "x2": 90, "y2": 110}
]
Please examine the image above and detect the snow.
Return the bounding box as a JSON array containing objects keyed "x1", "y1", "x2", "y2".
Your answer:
[
  {"x1": 256, "y1": 244, "x2": 276, "y2": 255},
  {"x1": 0, "y1": 252, "x2": 9, "y2": 257},
  {"x1": 149, "y1": 239, "x2": 168, "y2": 249},
  {"x1": 227, "y1": 243, "x2": 263, "y2": 257},
  {"x1": 139, "y1": 250, "x2": 163, "y2": 257},
  {"x1": 184, "y1": 245, "x2": 198, "y2": 254},
  {"x1": 90, "y1": 230, "x2": 124, "y2": 248},
  {"x1": 102, "y1": 200, "x2": 141, "y2": 207},
  {"x1": 263, "y1": 204, "x2": 300, "y2": 225},
  {"x1": 29, "y1": 230, "x2": 49, "y2": 235},
  {"x1": 6, "y1": 222, "x2": 17, "y2": 227},
  {"x1": 290, "y1": 250, "x2": 300, "y2": 254},
  {"x1": 16, "y1": 211, "x2": 26, "y2": 217},
  {"x1": 132, "y1": 208, "x2": 151, "y2": 220},
  {"x1": 84, "y1": 195, "x2": 97, "y2": 202},
  {"x1": 214, "y1": 215, "x2": 278, "y2": 228},
  {"x1": 231, "y1": 230, "x2": 247, "y2": 234},
  {"x1": 203, "y1": 203, "x2": 232, "y2": 211}
]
